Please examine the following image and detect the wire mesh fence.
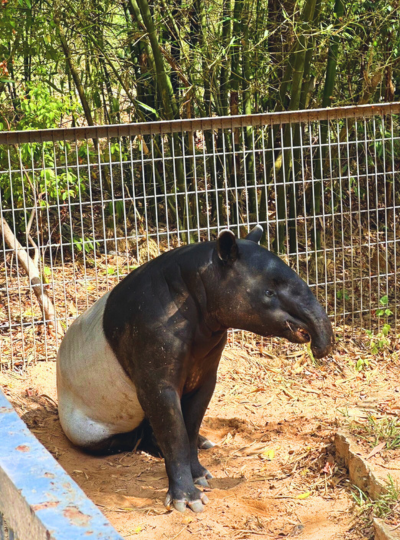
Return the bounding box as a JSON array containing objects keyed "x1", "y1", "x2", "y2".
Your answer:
[{"x1": 0, "y1": 103, "x2": 399, "y2": 368}]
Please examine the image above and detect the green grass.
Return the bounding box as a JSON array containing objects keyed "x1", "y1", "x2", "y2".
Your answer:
[
  {"x1": 352, "y1": 475, "x2": 400, "y2": 522},
  {"x1": 351, "y1": 415, "x2": 400, "y2": 451}
]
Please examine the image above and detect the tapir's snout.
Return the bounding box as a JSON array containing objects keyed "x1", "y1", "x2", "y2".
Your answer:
[
  {"x1": 310, "y1": 318, "x2": 335, "y2": 359},
  {"x1": 285, "y1": 312, "x2": 334, "y2": 359},
  {"x1": 304, "y1": 303, "x2": 334, "y2": 359},
  {"x1": 283, "y1": 289, "x2": 334, "y2": 359}
]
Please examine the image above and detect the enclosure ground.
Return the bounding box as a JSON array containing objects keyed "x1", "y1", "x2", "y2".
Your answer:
[{"x1": 1, "y1": 340, "x2": 399, "y2": 540}]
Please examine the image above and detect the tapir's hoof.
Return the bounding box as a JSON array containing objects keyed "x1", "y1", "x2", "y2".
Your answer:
[
  {"x1": 189, "y1": 497, "x2": 208, "y2": 512},
  {"x1": 165, "y1": 491, "x2": 209, "y2": 513},
  {"x1": 194, "y1": 476, "x2": 209, "y2": 487},
  {"x1": 194, "y1": 467, "x2": 213, "y2": 487},
  {"x1": 198, "y1": 435, "x2": 216, "y2": 450},
  {"x1": 174, "y1": 500, "x2": 189, "y2": 513}
]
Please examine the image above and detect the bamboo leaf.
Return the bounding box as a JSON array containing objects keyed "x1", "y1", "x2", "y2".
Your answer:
[{"x1": 136, "y1": 100, "x2": 159, "y2": 118}]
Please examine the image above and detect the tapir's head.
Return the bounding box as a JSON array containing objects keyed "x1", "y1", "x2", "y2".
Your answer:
[{"x1": 211, "y1": 226, "x2": 334, "y2": 359}]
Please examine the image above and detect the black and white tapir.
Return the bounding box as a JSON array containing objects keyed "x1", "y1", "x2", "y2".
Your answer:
[{"x1": 57, "y1": 225, "x2": 334, "y2": 513}]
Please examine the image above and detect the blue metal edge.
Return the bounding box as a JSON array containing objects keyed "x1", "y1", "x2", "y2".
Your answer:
[{"x1": 0, "y1": 389, "x2": 125, "y2": 540}]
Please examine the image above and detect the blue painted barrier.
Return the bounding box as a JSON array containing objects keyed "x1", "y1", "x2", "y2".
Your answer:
[{"x1": 0, "y1": 389, "x2": 125, "y2": 540}]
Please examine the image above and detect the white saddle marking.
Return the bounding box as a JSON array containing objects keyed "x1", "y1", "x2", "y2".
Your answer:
[{"x1": 57, "y1": 292, "x2": 145, "y2": 448}]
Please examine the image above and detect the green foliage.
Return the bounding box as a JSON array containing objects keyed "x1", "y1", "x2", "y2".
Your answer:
[
  {"x1": 107, "y1": 200, "x2": 125, "y2": 223},
  {"x1": 61, "y1": 223, "x2": 99, "y2": 255},
  {"x1": 365, "y1": 296, "x2": 393, "y2": 355},
  {"x1": 17, "y1": 82, "x2": 81, "y2": 131},
  {"x1": 73, "y1": 238, "x2": 98, "y2": 254},
  {"x1": 351, "y1": 357, "x2": 369, "y2": 372},
  {"x1": 336, "y1": 290, "x2": 350, "y2": 301},
  {"x1": 366, "y1": 327, "x2": 391, "y2": 355},
  {"x1": 0, "y1": 142, "x2": 85, "y2": 218},
  {"x1": 0, "y1": 81, "x2": 85, "y2": 228},
  {"x1": 106, "y1": 141, "x2": 129, "y2": 163},
  {"x1": 1, "y1": 0, "x2": 399, "y2": 130},
  {"x1": 376, "y1": 296, "x2": 393, "y2": 318}
]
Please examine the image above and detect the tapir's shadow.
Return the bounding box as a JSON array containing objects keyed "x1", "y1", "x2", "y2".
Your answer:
[{"x1": 208, "y1": 477, "x2": 243, "y2": 489}]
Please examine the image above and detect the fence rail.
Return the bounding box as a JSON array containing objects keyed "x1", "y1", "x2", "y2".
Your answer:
[
  {"x1": 0, "y1": 103, "x2": 399, "y2": 366},
  {"x1": 1, "y1": 102, "x2": 400, "y2": 144}
]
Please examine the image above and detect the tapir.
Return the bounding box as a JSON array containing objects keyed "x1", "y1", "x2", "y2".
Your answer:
[{"x1": 57, "y1": 225, "x2": 334, "y2": 513}]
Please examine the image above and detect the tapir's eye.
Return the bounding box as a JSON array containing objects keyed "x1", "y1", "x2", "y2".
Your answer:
[{"x1": 265, "y1": 290, "x2": 275, "y2": 297}]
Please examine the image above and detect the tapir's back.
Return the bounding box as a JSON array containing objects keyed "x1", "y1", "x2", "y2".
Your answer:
[{"x1": 57, "y1": 292, "x2": 144, "y2": 448}]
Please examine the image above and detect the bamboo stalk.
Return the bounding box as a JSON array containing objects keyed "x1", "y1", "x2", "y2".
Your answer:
[
  {"x1": 54, "y1": 13, "x2": 94, "y2": 128},
  {"x1": 275, "y1": 0, "x2": 317, "y2": 253},
  {"x1": 230, "y1": 0, "x2": 243, "y2": 118},
  {"x1": 220, "y1": 0, "x2": 232, "y2": 117},
  {"x1": 312, "y1": 0, "x2": 345, "y2": 251},
  {"x1": 136, "y1": 0, "x2": 178, "y2": 120},
  {"x1": 136, "y1": 0, "x2": 193, "y2": 241},
  {"x1": 242, "y1": 0, "x2": 256, "y2": 216}
]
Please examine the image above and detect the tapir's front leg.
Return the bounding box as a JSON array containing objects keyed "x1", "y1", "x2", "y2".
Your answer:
[
  {"x1": 182, "y1": 376, "x2": 216, "y2": 487},
  {"x1": 137, "y1": 385, "x2": 209, "y2": 513}
]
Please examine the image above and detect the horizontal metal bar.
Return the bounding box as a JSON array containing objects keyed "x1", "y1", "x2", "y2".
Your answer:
[
  {"x1": 0, "y1": 389, "x2": 124, "y2": 540},
  {"x1": 1, "y1": 102, "x2": 400, "y2": 145}
]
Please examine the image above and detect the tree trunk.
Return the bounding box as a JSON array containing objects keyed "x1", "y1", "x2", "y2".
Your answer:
[{"x1": 0, "y1": 218, "x2": 64, "y2": 336}]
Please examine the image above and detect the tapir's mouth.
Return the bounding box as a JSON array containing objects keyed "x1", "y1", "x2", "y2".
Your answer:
[{"x1": 286, "y1": 321, "x2": 311, "y2": 344}]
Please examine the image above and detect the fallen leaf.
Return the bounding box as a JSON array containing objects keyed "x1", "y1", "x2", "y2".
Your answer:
[
  {"x1": 366, "y1": 441, "x2": 386, "y2": 460},
  {"x1": 321, "y1": 461, "x2": 334, "y2": 474},
  {"x1": 296, "y1": 491, "x2": 311, "y2": 500},
  {"x1": 260, "y1": 449, "x2": 275, "y2": 461}
]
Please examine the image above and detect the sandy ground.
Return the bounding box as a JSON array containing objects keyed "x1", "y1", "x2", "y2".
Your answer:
[{"x1": 2, "y1": 338, "x2": 399, "y2": 540}]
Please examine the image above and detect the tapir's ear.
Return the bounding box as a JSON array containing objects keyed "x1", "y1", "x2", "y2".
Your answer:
[
  {"x1": 245, "y1": 224, "x2": 263, "y2": 244},
  {"x1": 216, "y1": 229, "x2": 239, "y2": 264}
]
